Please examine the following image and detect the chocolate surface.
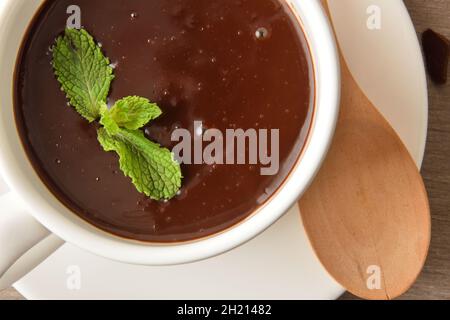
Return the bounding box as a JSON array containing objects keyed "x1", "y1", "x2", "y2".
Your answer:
[{"x1": 15, "y1": 0, "x2": 313, "y2": 242}]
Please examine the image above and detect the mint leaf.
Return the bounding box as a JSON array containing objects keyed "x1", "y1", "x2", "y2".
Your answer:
[
  {"x1": 99, "y1": 107, "x2": 120, "y2": 135},
  {"x1": 109, "y1": 96, "x2": 162, "y2": 130},
  {"x1": 52, "y1": 28, "x2": 182, "y2": 200},
  {"x1": 52, "y1": 28, "x2": 114, "y2": 122},
  {"x1": 97, "y1": 128, "x2": 182, "y2": 200}
]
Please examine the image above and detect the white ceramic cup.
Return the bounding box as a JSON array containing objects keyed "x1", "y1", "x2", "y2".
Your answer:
[{"x1": 0, "y1": 0, "x2": 340, "y2": 289}]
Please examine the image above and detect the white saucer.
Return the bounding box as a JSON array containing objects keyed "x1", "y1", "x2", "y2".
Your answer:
[{"x1": 1, "y1": 0, "x2": 428, "y2": 299}]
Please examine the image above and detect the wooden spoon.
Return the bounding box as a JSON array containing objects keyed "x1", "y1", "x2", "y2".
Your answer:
[{"x1": 298, "y1": 0, "x2": 431, "y2": 300}]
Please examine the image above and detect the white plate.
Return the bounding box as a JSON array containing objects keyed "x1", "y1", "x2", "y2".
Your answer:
[{"x1": 0, "y1": 0, "x2": 427, "y2": 299}]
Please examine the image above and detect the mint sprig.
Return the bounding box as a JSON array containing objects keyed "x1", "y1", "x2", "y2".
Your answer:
[{"x1": 52, "y1": 28, "x2": 182, "y2": 200}]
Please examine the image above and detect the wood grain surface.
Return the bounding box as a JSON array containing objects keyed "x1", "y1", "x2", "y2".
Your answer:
[{"x1": 1, "y1": 0, "x2": 449, "y2": 300}]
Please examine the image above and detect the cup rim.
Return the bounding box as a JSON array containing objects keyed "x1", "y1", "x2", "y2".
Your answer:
[{"x1": 0, "y1": 0, "x2": 340, "y2": 265}]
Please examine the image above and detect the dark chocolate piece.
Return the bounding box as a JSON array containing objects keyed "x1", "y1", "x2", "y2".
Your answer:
[{"x1": 422, "y1": 29, "x2": 449, "y2": 84}]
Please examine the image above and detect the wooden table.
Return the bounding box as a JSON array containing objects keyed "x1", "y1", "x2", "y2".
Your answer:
[{"x1": 1, "y1": 0, "x2": 449, "y2": 300}]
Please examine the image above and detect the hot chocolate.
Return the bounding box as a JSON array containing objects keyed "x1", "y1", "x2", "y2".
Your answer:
[{"x1": 14, "y1": 0, "x2": 313, "y2": 242}]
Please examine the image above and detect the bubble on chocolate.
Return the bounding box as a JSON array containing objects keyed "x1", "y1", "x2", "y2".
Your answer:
[
  {"x1": 130, "y1": 12, "x2": 139, "y2": 20},
  {"x1": 109, "y1": 61, "x2": 118, "y2": 69},
  {"x1": 255, "y1": 27, "x2": 269, "y2": 39}
]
